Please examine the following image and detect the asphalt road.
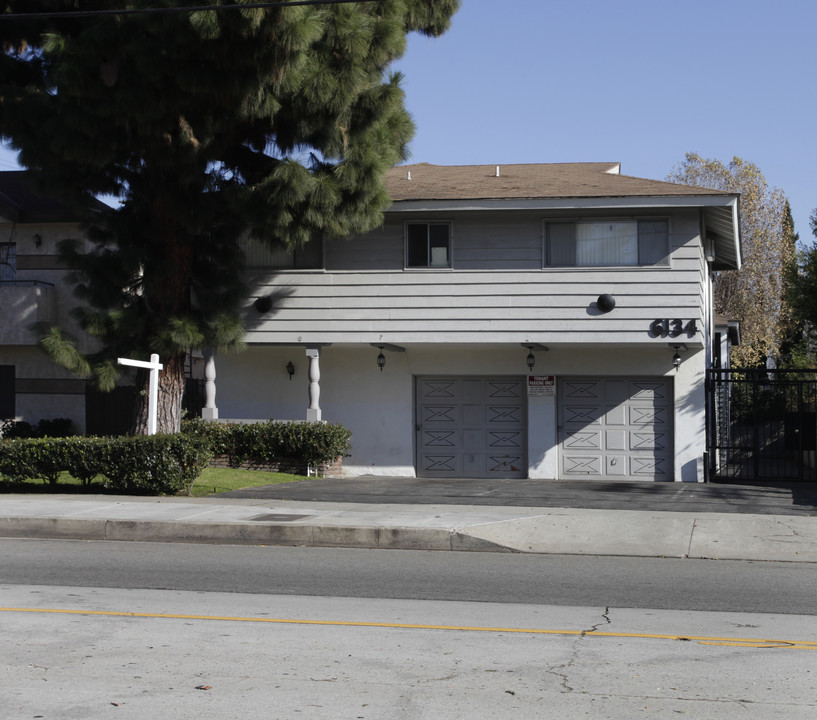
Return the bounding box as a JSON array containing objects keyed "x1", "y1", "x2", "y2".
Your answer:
[{"x1": 2, "y1": 539, "x2": 815, "y2": 614}]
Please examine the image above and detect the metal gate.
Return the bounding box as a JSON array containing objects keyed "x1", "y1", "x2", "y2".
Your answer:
[{"x1": 707, "y1": 369, "x2": 817, "y2": 482}]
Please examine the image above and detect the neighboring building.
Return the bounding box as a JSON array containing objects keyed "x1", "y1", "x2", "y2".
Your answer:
[
  {"x1": 211, "y1": 162, "x2": 741, "y2": 482},
  {"x1": 0, "y1": 172, "x2": 98, "y2": 433}
]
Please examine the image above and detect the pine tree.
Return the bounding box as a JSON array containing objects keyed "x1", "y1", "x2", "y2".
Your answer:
[
  {"x1": 0, "y1": 0, "x2": 460, "y2": 432},
  {"x1": 667, "y1": 153, "x2": 794, "y2": 367}
]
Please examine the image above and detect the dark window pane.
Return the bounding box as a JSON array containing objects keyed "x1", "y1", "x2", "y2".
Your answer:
[
  {"x1": 407, "y1": 224, "x2": 429, "y2": 267},
  {"x1": 428, "y1": 224, "x2": 450, "y2": 267},
  {"x1": 295, "y1": 237, "x2": 323, "y2": 268},
  {"x1": 0, "y1": 365, "x2": 15, "y2": 419},
  {"x1": 0, "y1": 243, "x2": 15, "y2": 283},
  {"x1": 639, "y1": 220, "x2": 669, "y2": 265},
  {"x1": 547, "y1": 223, "x2": 575, "y2": 266}
]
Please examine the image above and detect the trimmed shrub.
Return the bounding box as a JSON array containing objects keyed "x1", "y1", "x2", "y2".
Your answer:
[
  {"x1": 99, "y1": 435, "x2": 213, "y2": 494},
  {"x1": 0, "y1": 434, "x2": 213, "y2": 494},
  {"x1": 0, "y1": 418, "x2": 75, "y2": 439},
  {"x1": 181, "y1": 418, "x2": 352, "y2": 469}
]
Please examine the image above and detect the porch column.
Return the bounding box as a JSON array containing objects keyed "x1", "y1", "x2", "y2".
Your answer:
[
  {"x1": 306, "y1": 346, "x2": 321, "y2": 422},
  {"x1": 201, "y1": 347, "x2": 218, "y2": 420}
]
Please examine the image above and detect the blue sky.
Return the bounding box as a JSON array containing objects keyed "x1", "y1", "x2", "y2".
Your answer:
[
  {"x1": 393, "y1": 0, "x2": 817, "y2": 241},
  {"x1": 2, "y1": 0, "x2": 815, "y2": 239}
]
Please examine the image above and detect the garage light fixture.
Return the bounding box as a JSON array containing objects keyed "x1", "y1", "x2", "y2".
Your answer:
[
  {"x1": 522, "y1": 343, "x2": 548, "y2": 371},
  {"x1": 286, "y1": 361, "x2": 295, "y2": 380},
  {"x1": 369, "y1": 343, "x2": 405, "y2": 372}
]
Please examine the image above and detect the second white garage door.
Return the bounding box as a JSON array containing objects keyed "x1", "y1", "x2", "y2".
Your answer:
[{"x1": 558, "y1": 377, "x2": 673, "y2": 481}]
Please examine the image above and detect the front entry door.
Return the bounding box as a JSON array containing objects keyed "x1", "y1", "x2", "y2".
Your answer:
[{"x1": 416, "y1": 377, "x2": 527, "y2": 478}]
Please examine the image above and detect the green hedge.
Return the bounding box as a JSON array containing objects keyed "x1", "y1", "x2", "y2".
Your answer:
[
  {"x1": 181, "y1": 419, "x2": 352, "y2": 468},
  {"x1": 0, "y1": 435, "x2": 213, "y2": 494},
  {"x1": 0, "y1": 418, "x2": 75, "y2": 439}
]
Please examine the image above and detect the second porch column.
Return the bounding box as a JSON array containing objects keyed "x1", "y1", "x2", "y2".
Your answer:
[
  {"x1": 201, "y1": 347, "x2": 218, "y2": 420},
  {"x1": 306, "y1": 346, "x2": 321, "y2": 422}
]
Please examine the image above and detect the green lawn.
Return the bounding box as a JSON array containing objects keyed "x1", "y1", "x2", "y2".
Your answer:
[
  {"x1": 189, "y1": 467, "x2": 310, "y2": 497},
  {"x1": 0, "y1": 466, "x2": 310, "y2": 497}
]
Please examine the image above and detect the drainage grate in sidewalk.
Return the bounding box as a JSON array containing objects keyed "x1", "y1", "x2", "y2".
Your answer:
[{"x1": 248, "y1": 513, "x2": 313, "y2": 522}]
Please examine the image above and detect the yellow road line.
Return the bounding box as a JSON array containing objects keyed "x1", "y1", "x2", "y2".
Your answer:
[{"x1": 2, "y1": 606, "x2": 816, "y2": 650}]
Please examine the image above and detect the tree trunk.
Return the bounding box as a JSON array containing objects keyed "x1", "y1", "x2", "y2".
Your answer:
[{"x1": 131, "y1": 352, "x2": 187, "y2": 434}]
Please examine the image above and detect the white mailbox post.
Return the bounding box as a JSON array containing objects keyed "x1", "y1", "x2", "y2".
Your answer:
[{"x1": 117, "y1": 353, "x2": 163, "y2": 435}]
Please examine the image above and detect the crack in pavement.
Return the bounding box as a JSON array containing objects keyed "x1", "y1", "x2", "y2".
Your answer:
[{"x1": 546, "y1": 607, "x2": 612, "y2": 693}]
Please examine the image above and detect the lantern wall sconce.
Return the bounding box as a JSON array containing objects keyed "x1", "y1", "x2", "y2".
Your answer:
[
  {"x1": 521, "y1": 343, "x2": 549, "y2": 371},
  {"x1": 376, "y1": 346, "x2": 386, "y2": 372},
  {"x1": 286, "y1": 361, "x2": 295, "y2": 380},
  {"x1": 670, "y1": 344, "x2": 686, "y2": 372}
]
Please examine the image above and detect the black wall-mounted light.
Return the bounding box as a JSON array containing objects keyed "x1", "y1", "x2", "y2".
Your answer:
[
  {"x1": 672, "y1": 346, "x2": 682, "y2": 372},
  {"x1": 596, "y1": 293, "x2": 616, "y2": 313},
  {"x1": 253, "y1": 295, "x2": 273, "y2": 314},
  {"x1": 376, "y1": 346, "x2": 386, "y2": 372},
  {"x1": 286, "y1": 361, "x2": 295, "y2": 380}
]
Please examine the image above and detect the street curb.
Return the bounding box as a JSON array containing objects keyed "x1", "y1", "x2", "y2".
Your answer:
[{"x1": 0, "y1": 517, "x2": 513, "y2": 553}]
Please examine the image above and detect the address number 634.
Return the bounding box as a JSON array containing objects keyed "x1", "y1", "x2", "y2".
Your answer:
[{"x1": 650, "y1": 318, "x2": 697, "y2": 338}]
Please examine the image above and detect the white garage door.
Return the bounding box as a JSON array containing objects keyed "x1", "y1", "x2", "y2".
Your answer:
[
  {"x1": 558, "y1": 378, "x2": 673, "y2": 481},
  {"x1": 416, "y1": 377, "x2": 527, "y2": 478}
]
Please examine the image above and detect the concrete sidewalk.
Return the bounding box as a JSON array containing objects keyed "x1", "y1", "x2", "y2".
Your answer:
[{"x1": 1, "y1": 479, "x2": 817, "y2": 562}]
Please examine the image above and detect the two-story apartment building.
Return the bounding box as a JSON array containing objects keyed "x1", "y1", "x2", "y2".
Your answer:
[
  {"x1": 211, "y1": 162, "x2": 741, "y2": 482},
  {"x1": 0, "y1": 172, "x2": 99, "y2": 432}
]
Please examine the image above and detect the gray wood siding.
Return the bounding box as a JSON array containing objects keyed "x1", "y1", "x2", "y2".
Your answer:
[{"x1": 245, "y1": 209, "x2": 708, "y2": 345}]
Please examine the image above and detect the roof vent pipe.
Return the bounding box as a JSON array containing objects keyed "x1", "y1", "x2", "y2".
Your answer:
[
  {"x1": 495, "y1": 165, "x2": 500, "y2": 177},
  {"x1": 407, "y1": 171, "x2": 411, "y2": 180}
]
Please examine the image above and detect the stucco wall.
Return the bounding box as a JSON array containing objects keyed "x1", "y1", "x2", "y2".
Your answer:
[{"x1": 214, "y1": 343, "x2": 706, "y2": 482}]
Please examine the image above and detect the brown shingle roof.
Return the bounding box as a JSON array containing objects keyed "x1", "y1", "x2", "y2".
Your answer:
[
  {"x1": 0, "y1": 171, "x2": 107, "y2": 222},
  {"x1": 385, "y1": 162, "x2": 734, "y2": 202}
]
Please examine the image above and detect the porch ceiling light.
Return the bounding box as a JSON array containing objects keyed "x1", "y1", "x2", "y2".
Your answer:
[
  {"x1": 527, "y1": 349, "x2": 536, "y2": 371},
  {"x1": 522, "y1": 343, "x2": 547, "y2": 372},
  {"x1": 376, "y1": 346, "x2": 386, "y2": 372}
]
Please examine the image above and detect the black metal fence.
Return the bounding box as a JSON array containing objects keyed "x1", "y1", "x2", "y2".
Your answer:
[{"x1": 707, "y1": 368, "x2": 817, "y2": 483}]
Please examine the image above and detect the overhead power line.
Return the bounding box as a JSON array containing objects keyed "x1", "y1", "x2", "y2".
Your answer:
[{"x1": 0, "y1": 0, "x2": 381, "y2": 21}]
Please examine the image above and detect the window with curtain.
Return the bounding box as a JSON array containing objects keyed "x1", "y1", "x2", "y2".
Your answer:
[{"x1": 545, "y1": 220, "x2": 669, "y2": 267}]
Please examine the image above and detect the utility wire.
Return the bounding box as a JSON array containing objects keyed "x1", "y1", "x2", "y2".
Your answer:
[{"x1": 0, "y1": 0, "x2": 381, "y2": 21}]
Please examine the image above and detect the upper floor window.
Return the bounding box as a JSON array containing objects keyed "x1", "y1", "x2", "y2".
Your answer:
[
  {"x1": 406, "y1": 222, "x2": 451, "y2": 268},
  {"x1": 545, "y1": 219, "x2": 669, "y2": 267},
  {"x1": 0, "y1": 243, "x2": 16, "y2": 283},
  {"x1": 242, "y1": 236, "x2": 322, "y2": 269}
]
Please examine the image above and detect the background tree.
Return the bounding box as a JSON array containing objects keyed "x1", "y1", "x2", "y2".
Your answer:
[
  {"x1": 0, "y1": 0, "x2": 459, "y2": 433},
  {"x1": 667, "y1": 153, "x2": 795, "y2": 367},
  {"x1": 784, "y1": 210, "x2": 817, "y2": 367}
]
